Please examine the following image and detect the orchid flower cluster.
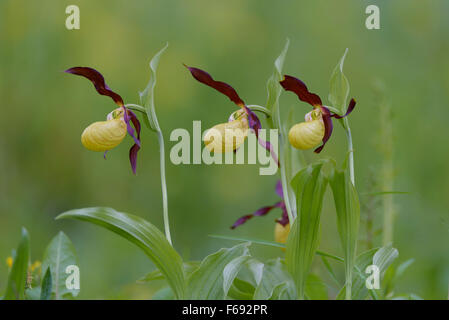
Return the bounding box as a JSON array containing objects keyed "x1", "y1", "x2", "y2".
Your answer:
[{"x1": 65, "y1": 56, "x2": 356, "y2": 247}]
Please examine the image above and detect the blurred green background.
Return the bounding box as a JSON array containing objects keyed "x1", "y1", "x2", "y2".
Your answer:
[{"x1": 0, "y1": 0, "x2": 448, "y2": 299}]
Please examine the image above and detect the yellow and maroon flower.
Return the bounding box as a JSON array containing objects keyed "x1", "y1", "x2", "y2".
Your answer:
[
  {"x1": 185, "y1": 65, "x2": 278, "y2": 164},
  {"x1": 65, "y1": 67, "x2": 141, "y2": 174},
  {"x1": 280, "y1": 75, "x2": 356, "y2": 153}
]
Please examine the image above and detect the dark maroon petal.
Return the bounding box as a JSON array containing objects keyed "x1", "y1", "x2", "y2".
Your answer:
[
  {"x1": 184, "y1": 65, "x2": 245, "y2": 106},
  {"x1": 275, "y1": 204, "x2": 289, "y2": 226},
  {"x1": 275, "y1": 180, "x2": 283, "y2": 199},
  {"x1": 230, "y1": 202, "x2": 281, "y2": 229},
  {"x1": 314, "y1": 106, "x2": 333, "y2": 154},
  {"x1": 124, "y1": 109, "x2": 141, "y2": 147},
  {"x1": 129, "y1": 143, "x2": 140, "y2": 175},
  {"x1": 280, "y1": 75, "x2": 322, "y2": 107},
  {"x1": 244, "y1": 106, "x2": 280, "y2": 167},
  {"x1": 230, "y1": 215, "x2": 253, "y2": 229},
  {"x1": 65, "y1": 67, "x2": 124, "y2": 106},
  {"x1": 331, "y1": 98, "x2": 356, "y2": 119},
  {"x1": 126, "y1": 110, "x2": 141, "y2": 174}
]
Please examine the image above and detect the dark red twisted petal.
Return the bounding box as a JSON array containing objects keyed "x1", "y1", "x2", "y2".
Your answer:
[
  {"x1": 314, "y1": 106, "x2": 333, "y2": 154},
  {"x1": 275, "y1": 204, "x2": 289, "y2": 226},
  {"x1": 230, "y1": 201, "x2": 283, "y2": 229},
  {"x1": 126, "y1": 110, "x2": 141, "y2": 174},
  {"x1": 65, "y1": 67, "x2": 124, "y2": 106},
  {"x1": 123, "y1": 108, "x2": 141, "y2": 148},
  {"x1": 275, "y1": 180, "x2": 284, "y2": 199},
  {"x1": 331, "y1": 98, "x2": 356, "y2": 119},
  {"x1": 243, "y1": 106, "x2": 279, "y2": 167},
  {"x1": 184, "y1": 65, "x2": 245, "y2": 106},
  {"x1": 280, "y1": 75, "x2": 322, "y2": 107}
]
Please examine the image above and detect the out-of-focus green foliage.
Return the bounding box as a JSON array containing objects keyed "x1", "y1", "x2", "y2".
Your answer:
[{"x1": 0, "y1": 0, "x2": 448, "y2": 299}]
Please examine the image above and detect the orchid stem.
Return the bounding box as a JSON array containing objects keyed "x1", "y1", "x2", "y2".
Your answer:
[
  {"x1": 342, "y1": 116, "x2": 355, "y2": 300},
  {"x1": 125, "y1": 103, "x2": 172, "y2": 245},
  {"x1": 125, "y1": 104, "x2": 147, "y2": 114},
  {"x1": 344, "y1": 117, "x2": 355, "y2": 186},
  {"x1": 157, "y1": 129, "x2": 172, "y2": 245},
  {"x1": 246, "y1": 104, "x2": 272, "y2": 118}
]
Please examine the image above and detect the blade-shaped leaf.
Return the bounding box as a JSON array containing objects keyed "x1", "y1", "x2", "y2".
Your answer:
[
  {"x1": 286, "y1": 162, "x2": 328, "y2": 299},
  {"x1": 40, "y1": 267, "x2": 52, "y2": 300},
  {"x1": 329, "y1": 164, "x2": 360, "y2": 300},
  {"x1": 223, "y1": 255, "x2": 251, "y2": 296},
  {"x1": 265, "y1": 39, "x2": 301, "y2": 223},
  {"x1": 152, "y1": 286, "x2": 175, "y2": 300},
  {"x1": 227, "y1": 278, "x2": 255, "y2": 300},
  {"x1": 253, "y1": 258, "x2": 296, "y2": 300},
  {"x1": 4, "y1": 228, "x2": 30, "y2": 300},
  {"x1": 56, "y1": 207, "x2": 185, "y2": 299},
  {"x1": 336, "y1": 245, "x2": 398, "y2": 300},
  {"x1": 139, "y1": 43, "x2": 168, "y2": 132},
  {"x1": 187, "y1": 242, "x2": 250, "y2": 299},
  {"x1": 328, "y1": 48, "x2": 350, "y2": 114},
  {"x1": 41, "y1": 231, "x2": 79, "y2": 299},
  {"x1": 138, "y1": 261, "x2": 200, "y2": 284},
  {"x1": 305, "y1": 273, "x2": 328, "y2": 300}
]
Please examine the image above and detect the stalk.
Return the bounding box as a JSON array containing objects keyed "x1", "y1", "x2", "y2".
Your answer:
[
  {"x1": 126, "y1": 103, "x2": 172, "y2": 245},
  {"x1": 344, "y1": 117, "x2": 355, "y2": 186},
  {"x1": 343, "y1": 117, "x2": 355, "y2": 300},
  {"x1": 157, "y1": 129, "x2": 172, "y2": 245}
]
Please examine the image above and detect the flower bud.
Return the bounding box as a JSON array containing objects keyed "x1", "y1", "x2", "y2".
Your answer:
[
  {"x1": 288, "y1": 119, "x2": 324, "y2": 150},
  {"x1": 81, "y1": 118, "x2": 127, "y2": 152},
  {"x1": 274, "y1": 223, "x2": 290, "y2": 251},
  {"x1": 203, "y1": 117, "x2": 249, "y2": 153}
]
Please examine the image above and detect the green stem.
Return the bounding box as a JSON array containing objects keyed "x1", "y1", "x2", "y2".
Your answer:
[
  {"x1": 125, "y1": 103, "x2": 147, "y2": 114},
  {"x1": 344, "y1": 117, "x2": 355, "y2": 186},
  {"x1": 246, "y1": 104, "x2": 272, "y2": 117},
  {"x1": 157, "y1": 129, "x2": 172, "y2": 245},
  {"x1": 125, "y1": 103, "x2": 172, "y2": 245},
  {"x1": 343, "y1": 117, "x2": 355, "y2": 300}
]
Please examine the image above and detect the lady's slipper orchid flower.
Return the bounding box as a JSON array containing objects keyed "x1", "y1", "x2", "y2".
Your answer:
[
  {"x1": 65, "y1": 67, "x2": 142, "y2": 174},
  {"x1": 185, "y1": 65, "x2": 278, "y2": 163},
  {"x1": 280, "y1": 75, "x2": 356, "y2": 153},
  {"x1": 231, "y1": 181, "x2": 289, "y2": 245}
]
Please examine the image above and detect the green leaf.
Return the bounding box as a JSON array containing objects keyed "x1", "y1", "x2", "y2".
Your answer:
[
  {"x1": 329, "y1": 163, "x2": 360, "y2": 299},
  {"x1": 4, "y1": 228, "x2": 30, "y2": 300},
  {"x1": 138, "y1": 261, "x2": 200, "y2": 284},
  {"x1": 269, "y1": 281, "x2": 296, "y2": 300},
  {"x1": 336, "y1": 245, "x2": 398, "y2": 300},
  {"x1": 152, "y1": 286, "x2": 175, "y2": 300},
  {"x1": 286, "y1": 162, "x2": 328, "y2": 299},
  {"x1": 328, "y1": 48, "x2": 350, "y2": 114},
  {"x1": 186, "y1": 242, "x2": 250, "y2": 299},
  {"x1": 210, "y1": 234, "x2": 343, "y2": 262},
  {"x1": 373, "y1": 245, "x2": 399, "y2": 277},
  {"x1": 40, "y1": 267, "x2": 52, "y2": 300},
  {"x1": 223, "y1": 255, "x2": 251, "y2": 297},
  {"x1": 305, "y1": 273, "x2": 328, "y2": 300},
  {"x1": 139, "y1": 43, "x2": 168, "y2": 132},
  {"x1": 25, "y1": 287, "x2": 41, "y2": 300},
  {"x1": 254, "y1": 258, "x2": 296, "y2": 300},
  {"x1": 56, "y1": 207, "x2": 186, "y2": 299},
  {"x1": 266, "y1": 38, "x2": 289, "y2": 115},
  {"x1": 227, "y1": 278, "x2": 255, "y2": 300},
  {"x1": 265, "y1": 39, "x2": 301, "y2": 224},
  {"x1": 137, "y1": 269, "x2": 165, "y2": 283},
  {"x1": 41, "y1": 231, "x2": 79, "y2": 299}
]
